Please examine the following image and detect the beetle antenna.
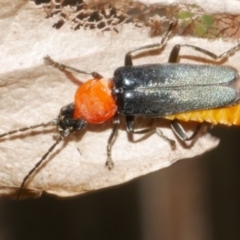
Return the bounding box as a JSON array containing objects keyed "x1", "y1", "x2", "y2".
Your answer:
[
  {"x1": 16, "y1": 134, "x2": 64, "y2": 200},
  {"x1": 0, "y1": 121, "x2": 54, "y2": 139}
]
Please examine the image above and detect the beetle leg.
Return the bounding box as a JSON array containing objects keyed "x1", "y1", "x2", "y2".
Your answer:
[
  {"x1": 126, "y1": 116, "x2": 176, "y2": 149},
  {"x1": 168, "y1": 43, "x2": 240, "y2": 63},
  {"x1": 170, "y1": 120, "x2": 202, "y2": 141},
  {"x1": 155, "y1": 128, "x2": 176, "y2": 149},
  {"x1": 124, "y1": 20, "x2": 177, "y2": 66},
  {"x1": 44, "y1": 56, "x2": 103, "y2": 79},
  {"x1": 126, "y1": 116, "x2": 156, "y2": 134},
  {"x1": 106, "y1": 115, "x2": 120, "y2": 170}
]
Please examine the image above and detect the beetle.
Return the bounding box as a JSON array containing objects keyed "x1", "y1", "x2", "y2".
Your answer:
[{"x1": 1, "y1": 21, "x2": 240, "y2": 199}]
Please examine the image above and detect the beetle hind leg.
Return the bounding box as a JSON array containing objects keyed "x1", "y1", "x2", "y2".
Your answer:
[
  {"x1": 168, "y1": 43, "x2": 240, "y2": 63},
  {"x1": 171, "y1": 120, "x2": 202, "y2": 141}
]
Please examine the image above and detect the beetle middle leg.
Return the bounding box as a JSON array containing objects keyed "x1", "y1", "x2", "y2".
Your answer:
[
  {"x1": 124, "y1": 20, "x2": 177, "y2": 66},
  {"x1": 125, "y1": 116, "x2": 176, "y2": 149}
]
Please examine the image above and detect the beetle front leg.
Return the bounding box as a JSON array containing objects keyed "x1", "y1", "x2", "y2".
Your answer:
[
  {"x1": 44, "y1": 56, "x2": 103, "y2": 79},
  {"x1": 106, "y1": 115, "x2": 120, "y2": 170},
  {"x1": 126, "y1": 116, "x2": 176, "y2": 149}
]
